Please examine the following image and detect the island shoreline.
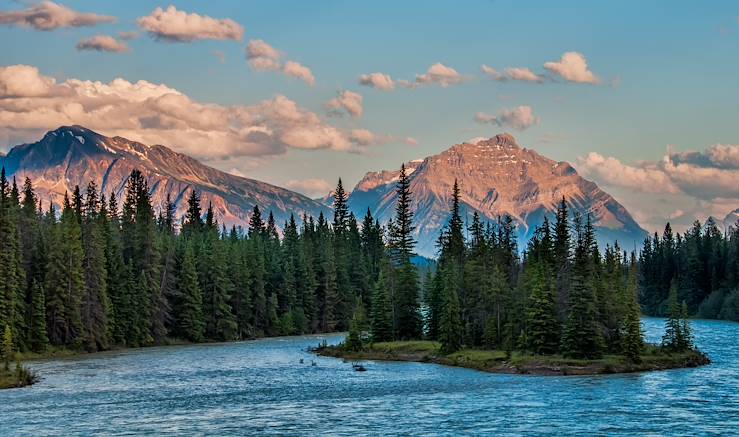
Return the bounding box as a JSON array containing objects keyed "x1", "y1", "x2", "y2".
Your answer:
[{"x1": 314, "y1": 341, "x2": 711, "y2": 376}]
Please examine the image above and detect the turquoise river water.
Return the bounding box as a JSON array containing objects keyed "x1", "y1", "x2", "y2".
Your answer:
[{"x1": 1, "y1": 318, "x2": 737, "y2": 436}]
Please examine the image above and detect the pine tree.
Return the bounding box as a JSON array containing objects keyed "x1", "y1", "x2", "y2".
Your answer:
[
  {"x1": 388, "y1": 164, "x2": 416, "y2": 263},
  {"x1": 44, "y1": 194, "x2": 84, "y2": 347},
  {"x1": 526, "y1": 264, "x2": 560, "y2": 355},
  {"x1": 28, "y1": 280, "x2": 48, "y2": 353},
  {"x1": 0, "y1": 170, "x2": 26, "y2": 350},
  {"x1": 439, "y1": 268, "x2": 462, "y2": 354},
  {"x1": 80, "y1": 181, "x2": 111, "y2": 351},
  {"x1": 2, "y1": 325, "x2": 13, "y2": 371},
  {"x1": 662, "y1": 280, "x2": 683, "y2": 350},
  {"x1": 370, "y1": 264, "x2": 394, "y2": 342},
  {"x1": 175, "y1": 241, "x2": 204, "y2": 342},
  {"x1": 182, "y1": 188, "x2": 202, "y2": 237},
  {"x1": 387, "y1": 164, "x2": 422, "y2": 339},
  {"x1": 560, "y1": 214, "x2": 604, "y2": 359},
  {"x1": 622, "y1": 255, "x2": 643, "y2": 362}
]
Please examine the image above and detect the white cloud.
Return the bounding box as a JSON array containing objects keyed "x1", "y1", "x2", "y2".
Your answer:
[
  {"x1": 0, "y1": 64, "x2": 380, "y2": 161},
  {"x1": 504, "y1": 67, "x2": 543, "y2": 83},
  {"x1": 350, "y1": 129, "x2": 378, "y2": 146},
  {"x1": 285, "y1": 178, "x2": 333, "y2": 198},
  {"x1": 576, "y1": 152, "x2": 680, "y2": 194},
  {"x1": 543, "y1": 52, "x2": 599, "y2": 84},
  {"x1": 481, "y1": 65, "x2": 542, "y2": 82},
  {"x1": 246, "y1": 39, "x2": 281, "y2": 70},
  {"x1": 283, "y1": 61, "x2": 315, "y2": 86},
  {"x1": 76, "y1": 35, "x2": 128, "y2": 53},
  {"x1": 325, "y1": 90, "x2": 363, "y2": 118},
  {"x1": 576, "y1": 144, "x2": 739, "y2": 200},
  {"x1": 474, "y1": 105, "x2": 539, "y2": 130},
  {"x1": 137, "y1": 6, "x2": 243, "y2": 42},
  {"x1": 358, "y1": 73, "x2": 395, "y2": 91},
  {"x1": 245, "y1": 40, "x2": 315, "y2": 86},
  {"x1": 481, "y1": 65, "x2": 503, "y2": 80},
  {"x1": 0, "y1": 1, "x2": 115, "y2": 31},
  {"x1": 404, "y1": 137, "x2": 419, "y2": 146},
  {"x1": 414, "y1": 63, "x2": 462, "y2": 87},
  {"x1": 0, "y1": 65, "x2": 56, "y2": 97}
]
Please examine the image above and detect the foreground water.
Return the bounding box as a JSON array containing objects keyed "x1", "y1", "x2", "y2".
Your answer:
[{"x1": 1, "y1": 318, "x2": 737, "y2": 436}]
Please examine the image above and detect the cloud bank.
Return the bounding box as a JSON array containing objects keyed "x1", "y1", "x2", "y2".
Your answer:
[
  {"x1": 137, "y1": 6, "x2": 243, "y2": 42},
  {"x1": 0, "y1": 64, "x2": 384, "y2": 161},
  {"x1": 577, "y1": 144, "x2": 739, "y2": 200}
]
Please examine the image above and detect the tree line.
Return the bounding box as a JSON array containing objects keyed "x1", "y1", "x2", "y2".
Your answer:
[
  {"x1": 639, "y1": 220, "x2": 739, "y2": 322},
  {"x1": 0, "y1": 168, "x2": 408, "y2": 353},
  {"x1": 0, "y1": 164, "x2": 697, "y2": 364}
]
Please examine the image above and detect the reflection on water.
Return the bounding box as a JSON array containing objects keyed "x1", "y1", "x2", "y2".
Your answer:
[{"x1": 1, "y1": 318, "x2": 737, "y2": 436}]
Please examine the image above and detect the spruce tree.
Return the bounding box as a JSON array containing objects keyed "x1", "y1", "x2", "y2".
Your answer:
[
  {"x1": 439, "y1": 268, "x2": 462, "y2": 354},
  {"x1": 560, "y1": 214, "x2": 604, "y2": 359},
  {"x1": 80, "y1": 181, "x2": 111, "y2": 351},
  {"x1": 44, "y1": 194, "x2": 84, "y2": 347},
  {"x1": 0, "y1": 170, "x2": 26, "y2": 350},
  {"x1": 370, "y1": 264, "x2": 394, "y2": 342},
  {"x1": 28, "y1": 280, "x2": 48, "y2": 353},
  {"x1": 526, "y1": 264, "x2": 560, "y2": 355},
  {"x1": 176, "y1": 241, "x2": 204, "y2": 342},
  {"x1": 622, "y1": 255, "x2": 643, "y2": 362},
  {"x1": 662, "y1": 280, "x2": 683, "y2": 350}
]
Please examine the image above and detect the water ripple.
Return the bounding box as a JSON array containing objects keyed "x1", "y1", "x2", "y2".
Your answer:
[{"x1": 0, "y1": 318, "x2": 737, "y2": 436}]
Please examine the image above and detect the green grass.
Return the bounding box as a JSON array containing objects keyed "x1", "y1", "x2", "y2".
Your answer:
[
  {"x1": 370, "y1": 340, "x2": 440, "y2": 354},
  {"x1": 447, "y1": 349, "x2": 507, "y2": 362},
  {"x1": 0, "y1": 363, "x2": 38, "y2": 390}
]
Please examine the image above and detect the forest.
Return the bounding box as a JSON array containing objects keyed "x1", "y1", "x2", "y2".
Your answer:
[
  {"x1": 639, "y1": 220, "x2": 739, "y2": 322},
  {"x1": 0, "y1": 163, "x2": 712, "y2": 364}
]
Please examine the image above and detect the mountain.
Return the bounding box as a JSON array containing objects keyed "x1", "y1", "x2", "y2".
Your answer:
[
  {"x1": 722, "y1": 209, "x2": 739, "y2": 230},
  {"x1": 347, "y1": 133, "x2": 648, "y2": 258},
  {"x1": 0, "y1": 125, "x2": 330, "y2": 229}
]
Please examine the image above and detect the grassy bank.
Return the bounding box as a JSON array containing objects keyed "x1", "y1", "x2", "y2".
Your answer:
[
  {"x1": 0, "y1": 363, "x2": 38, "y2": 389},
  {"x1": 316, "y1": 341, "x2": 710, "y2": 376}
]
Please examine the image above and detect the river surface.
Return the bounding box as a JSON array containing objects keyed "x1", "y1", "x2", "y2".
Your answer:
[{"x1": 1, "y1": 318, "x2": 737, "y2": 436}]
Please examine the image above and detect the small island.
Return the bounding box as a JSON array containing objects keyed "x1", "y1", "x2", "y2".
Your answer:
[{"x1": 316, "y1": 341, "x2": 709, "y2": 376}]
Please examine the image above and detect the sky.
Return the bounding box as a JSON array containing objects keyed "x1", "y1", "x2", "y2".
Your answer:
[{"x1": 1, "y1": 0, "x2": 738, "y2": 233}]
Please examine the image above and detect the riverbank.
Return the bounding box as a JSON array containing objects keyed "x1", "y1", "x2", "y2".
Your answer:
[
  {"x1": 0, "y1": 364, "x2": 38, "y2": 389},
  {"x1": 315, "y1": 341, "x2": 711, "y2": 376}
]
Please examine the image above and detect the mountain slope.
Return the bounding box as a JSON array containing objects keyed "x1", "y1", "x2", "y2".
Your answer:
[
  {"x1": 0, "y1": 125, "x2": 331, "y2": 229},
  {"x1": 347, "y1": 133, "x2": 648, "y2": 257}
]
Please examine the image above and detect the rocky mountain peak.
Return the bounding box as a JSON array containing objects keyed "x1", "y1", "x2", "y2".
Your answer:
[
  {"x1": 348, "y1": 134, "x2": 648, "y2": 257},
  {"x1": 1, "y1": 126, "x2": 330, "y2": 231}
]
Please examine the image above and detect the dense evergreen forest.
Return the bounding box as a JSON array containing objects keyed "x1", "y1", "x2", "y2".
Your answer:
[
  {"x1": 0, "y1": 162, "x2": 710, "y2": 364},
  {"x1": 388, "y1": 180, "x2": 648, "y2": 360},
  {"x1": 0, "y1": 167, "x2": 408, "y2": 354},
  {"x1": 640, "y1": 220, "x2": 739, "y2": 322}
]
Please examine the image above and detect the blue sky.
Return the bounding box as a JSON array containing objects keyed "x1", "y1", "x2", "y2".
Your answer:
[{"x1": 1, "y1": 0, "x2": 738, "y2": 231}]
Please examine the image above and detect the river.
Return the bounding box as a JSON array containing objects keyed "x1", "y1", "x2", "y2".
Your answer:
[{"x1": 1, "y1": 318, "x2": 737, "y2": 436}]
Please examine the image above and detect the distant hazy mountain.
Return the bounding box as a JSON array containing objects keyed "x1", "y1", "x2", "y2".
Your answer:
[
  {"x1": 0, "y1": 126, "x2": 331, "y2": 229},
  {"x1": 346, "y1": 133, "x2": 648, "y2": 258}
]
